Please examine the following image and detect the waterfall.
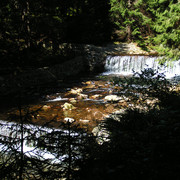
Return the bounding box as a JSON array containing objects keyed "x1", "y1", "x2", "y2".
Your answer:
[{"x1": 103, "y1": 56, "x2": 180, "y2": 78}]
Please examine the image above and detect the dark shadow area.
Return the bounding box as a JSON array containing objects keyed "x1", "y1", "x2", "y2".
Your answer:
[
  {"x1": 76, "y1": 69, "x2": 180, "y2": 180},
  {"x1": 0, "y1": 116, "x2": 95, "y2": 179},
  {"x1": 0, "y1": 0, "x2": 113, "y2": 109},
  {"x1": 102, "y1": 43, "x2": 129, "y2": 55},
  {"x1": 0, "y1": 69, "x2": 180, "y2": 179},
  {"x1": 0, "y1": 0, "x2": 112, "y2": 90},
  {"x1": 0, "y1": 0, "x2": 112, "y2": 70}
]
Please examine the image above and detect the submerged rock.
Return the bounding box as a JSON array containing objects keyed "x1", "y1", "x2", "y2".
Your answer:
[
  {"x1": 77, "y1": 93, "x2": 88, "y2": 100},
  {"x1": 62, "y1": 102, "x2": 76, "y2": 110},
  {"x1": 105, "y1": 104, "x2": 116, "y2": 113},
  {"x1": 42, "y1": 105, "x2": 51, "y2": 111},
  {"x1": 69, "y1": 98, "x2": 77, "y2": 103}
]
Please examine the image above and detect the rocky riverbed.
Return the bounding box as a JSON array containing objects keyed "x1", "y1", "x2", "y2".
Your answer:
[{"x1": 1, "y1": 74, "x2": 163, "y2": 135}]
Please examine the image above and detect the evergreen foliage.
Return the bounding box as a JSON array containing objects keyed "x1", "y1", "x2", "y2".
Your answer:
[
  {"x1": 110, "y1": 0, "x2": 180, "y2": 60},
  {"x1": 150, "y1": 0, "x2": 180, "y2": 61}
]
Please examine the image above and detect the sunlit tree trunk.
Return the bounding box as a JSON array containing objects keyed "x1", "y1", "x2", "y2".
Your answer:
[
  {"x1": 127, "y1": 0, "x2": 132, "y2": 42},
  {"x1": 21, "y1": 0, "x2": 31, "y2": 49}
]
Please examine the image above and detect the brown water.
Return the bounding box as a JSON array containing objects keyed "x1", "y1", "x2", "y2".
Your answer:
[{"x1": 1, "y1": 76, "x2": 126, "y2": 131}]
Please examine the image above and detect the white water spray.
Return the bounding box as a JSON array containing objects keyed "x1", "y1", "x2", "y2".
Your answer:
[{"x1": 103, "y1": 56, "x2": 180, "y2": 78}]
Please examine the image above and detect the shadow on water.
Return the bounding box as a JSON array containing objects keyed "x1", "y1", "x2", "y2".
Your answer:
[
  {"x1": 0, "y1": 68, "x2": 180, "y2": 179},
  {"x1": 0, "y1": 118, "x2": 96, "y2": 179},
  {"x1": 0, "y1": 72, "x2": 98, "y2": 111},
  {"x1": 77, "y1": 70, "x2": 180, "y2": 180}
]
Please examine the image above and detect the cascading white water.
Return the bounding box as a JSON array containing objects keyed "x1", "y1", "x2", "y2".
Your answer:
[
  {"x1": 103, "y1": 56, "x2": 180, "y2": 78},
  {"x1": 0, "y1": 120, "x2": 81, "y2": 163}
]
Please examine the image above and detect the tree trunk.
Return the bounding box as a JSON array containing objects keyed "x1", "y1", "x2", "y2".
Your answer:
[
  {"x1": 127, "y1": 0, "x2": 132, "y2": 42},
  {"x1": 22, "y1": 1, "x2": 31, "y2": 49}
]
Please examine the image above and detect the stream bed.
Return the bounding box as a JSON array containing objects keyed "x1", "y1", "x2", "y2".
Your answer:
[
  {"x1": 0, "y1": 75, "x2": 127, "y2": 132},
  {"x1": 1, "y1": 55, "x2": 180, "y2": 132},
  {"x1": 0, "y1": 55, "x2": 180, "y2": 179}
]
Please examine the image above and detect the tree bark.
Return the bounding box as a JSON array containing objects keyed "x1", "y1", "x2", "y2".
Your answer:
[{"x1": 127, "y1": 0, "x2": 132, "y2": 42}]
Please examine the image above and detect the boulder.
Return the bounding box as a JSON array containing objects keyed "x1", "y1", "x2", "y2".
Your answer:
[
  {"x1": 92, "y1": 109, "x2": 128, "y2": 144},
  {"x1": 104, "y1": 95, "x2": 121, "y2": 102}
]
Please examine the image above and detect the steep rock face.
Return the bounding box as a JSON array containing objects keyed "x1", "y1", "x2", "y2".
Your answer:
[
  {"x1": 82, "y1": 44, "x2": 107, "y2": 72},
  {"x1": 49, "y1": 56, "x2": 87, "y2": 78}
]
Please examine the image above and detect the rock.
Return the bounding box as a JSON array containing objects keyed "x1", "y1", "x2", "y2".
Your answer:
[
  {"x1": 79, "y1": 119, "x2": 90, "y2": 123},
  {"x1": 85, "y1": 84, "x2": 96, "y2": 89},
  {"x1": 113, "y1": 109, "x2": 127, "y2": 115},
  {"x1": 90, "y1": 94, "x2": 102, "y2": 99},
  {"x1": 69, "y1": 88, "x2": 83, "y2": 95},
  {"x1": 118, "y1": 101, "x2": 128, "y2": 108},
  {"x1": 85, "y1": 81, "x2": 92, "y2": 85},
  {"x1": 77, "y1": 93, "x2": 88, "y2": 100},
  {"x1": 145, "y1": 98, "x2": 159, "y2": 105},
  {"x1": 69, "y1": 98, "x2": 77, "y2": 103},
  {"x1": 92, "y1": 125, "x2": 110, "y2": 145},
  {"x1": 64, "y1": 117, "x2": 75, "y2": 123},
  {"x1": 104, "y1": 95, "x2": 121, "y2": 102},
  {"x1": 108, "y1": 109, "x2": 128, "y2": 122},
  {"x1": 42, "y1": 105, "x2": 51, "y2": 111},
  {"x1": 62, "y1": 102, "x2": 76, "y2": 110},
  {"x1": 93, "y1": 111, "x2": 104, "y2": 120}
]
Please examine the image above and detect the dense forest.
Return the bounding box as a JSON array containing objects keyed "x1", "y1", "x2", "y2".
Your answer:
[{"x1": 0, "y1": 0, "x2": 179, "y2": 70}]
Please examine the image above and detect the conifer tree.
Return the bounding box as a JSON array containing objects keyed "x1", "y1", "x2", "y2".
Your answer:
[
  {"x1": 110, "y1": 0, "x2": 180, "y2": 61},
  {"x1": 148, "y1": 0, "x2": 180, "y2": 61},
  {"x1": 110, "y1": 0, "x2": 152, "y2": 44}
]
